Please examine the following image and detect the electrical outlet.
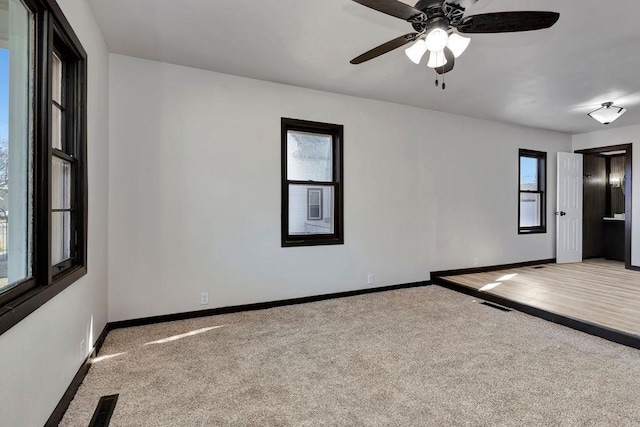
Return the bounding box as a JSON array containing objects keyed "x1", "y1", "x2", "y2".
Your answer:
[
  {"x1": 367, "y1": 274, "x2": 374, "y2": 285},
  {"x1": 473, "y1": 257, "x2": 479, "y2": 266},
  {"x1": 80, "y1": 340, "x2": 85, "y2": 358},
  {"x1": 200, "y1": 292, "x2": 209, "y2": 305}
]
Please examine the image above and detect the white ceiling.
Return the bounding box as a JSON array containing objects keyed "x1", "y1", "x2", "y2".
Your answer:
[{"x1": 88, "y1": 0, "x2": 640, "y2": 134}]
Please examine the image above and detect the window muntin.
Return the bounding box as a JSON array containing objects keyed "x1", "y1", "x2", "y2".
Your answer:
[
  {"x1": 282, "y1": 118, "x2": 343, "y2": 247},
  {"x1": 0, "y1": 0, "x2": 34, "y2": 295},
  {"x1": 519, "y1": 149, "x2": 546, "y2": 234}
]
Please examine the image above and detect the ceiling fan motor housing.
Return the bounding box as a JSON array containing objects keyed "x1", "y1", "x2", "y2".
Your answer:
[
  {"x1": 414, "y1": 0, "x2": 445, "y2": 13},
  {"x1": 412, "y1": 1, "x2": 452, "y2": 32}
]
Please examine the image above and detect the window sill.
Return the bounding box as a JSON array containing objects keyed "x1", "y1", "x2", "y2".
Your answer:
[
  {"x1": 0, "y1": 265, "x2": 87, "y2": 337},
  {"x1": 282, "y1": 237, "x2": 344, "y2": 247},
  {"x1": 518, "y1": 228, "x2": 547, "y2": 235}
]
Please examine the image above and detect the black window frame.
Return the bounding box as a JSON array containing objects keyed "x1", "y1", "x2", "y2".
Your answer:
[
  {"x1": 281, "y1": 118, "x2": 344, "y2": 247},
  {"x1": 0, "y1": 0, "x2": 87, "y2": 337},
  {"x1": 518, "y1": 149, "x2": 546, "y2": 234}
]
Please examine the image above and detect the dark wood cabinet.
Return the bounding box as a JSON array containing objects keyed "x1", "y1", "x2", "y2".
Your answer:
[{"x1": 603, "y1": 219, "x2": 625, "y2": 261}]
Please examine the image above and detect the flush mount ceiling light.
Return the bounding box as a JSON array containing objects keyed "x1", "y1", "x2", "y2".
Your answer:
[
  {"x1": 588, "y1": 102, "x2": 627, "y2": 125},
  {"x1": 350, "y1": 0, "x2": 560, "y2": 90}
]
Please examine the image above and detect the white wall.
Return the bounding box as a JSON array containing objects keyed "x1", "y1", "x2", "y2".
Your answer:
[
  {"x1": 108, "y1": 54, "x2": 571, "y2": 322},
  {"x1": 0, "y1": 0, "x2": 109, "y2": 425},
  {"x1": 573, "y1": 124, "x2": 640, "y2": 266}
]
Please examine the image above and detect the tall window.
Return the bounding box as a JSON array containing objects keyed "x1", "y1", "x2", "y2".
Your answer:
[
  {"x1": 519, "y1": 149, "x2": 546, "y2": 234},
  {"x1": 0, "y1": 0, "x2": 35, "y2": 302},
  {"x1": 282, "y1": 118, "x2": 343, "y2": 247},
  {"x1": 0, "y1": 0, "x2": 87, "y2": 336},
  {"x1": 51, "y1": 39, "x2": 84, "y2": 276}
]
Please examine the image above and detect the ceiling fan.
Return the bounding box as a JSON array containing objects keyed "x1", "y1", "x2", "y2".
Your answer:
[{"x1": 350, "y1": 0, "x2": 559, "y2": 84}]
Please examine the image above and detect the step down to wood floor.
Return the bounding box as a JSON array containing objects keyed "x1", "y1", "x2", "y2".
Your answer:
[
  {"x1": 88, "y1": 394, "x2": 119, "y2": 427},
  {"x1": 481, "y1": 301, "x2": 512, "y2": 312}
]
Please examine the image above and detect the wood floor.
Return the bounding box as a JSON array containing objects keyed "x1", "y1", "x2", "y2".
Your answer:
[{"x1": 438, "y1": 259, "x2": 640, "y2": 339}]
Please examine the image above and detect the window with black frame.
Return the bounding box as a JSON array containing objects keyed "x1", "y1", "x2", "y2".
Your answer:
[
  {"x1": 51, "y1": 43, "x2": 81, "y2": 276},
  {"x1": 281, "y1": 118, "x2": 343, "y2": 247},
  {"x1": 0, "y1": 0, "x2": 87, "y2": 336},
  {"x1": 518, "y1": 149, "x2": 546, "y2": 234}
]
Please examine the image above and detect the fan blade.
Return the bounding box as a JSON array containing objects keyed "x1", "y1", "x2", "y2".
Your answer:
[
  {"x1": 457, "y1": 11, "x2": 559, "y2": 33},
  {"x1": 435, "y1": 47, "x2": 455, "y2": 74},
  {"x1": 350, "y1": 33, "x2": 419, "y2": 64},
  {"x1": 352, "y1": 0, "x2": 426, "y2": 23}
]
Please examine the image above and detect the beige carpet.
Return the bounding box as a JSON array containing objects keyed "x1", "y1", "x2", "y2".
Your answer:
[{"x1": 61, "y1": 286, "x2": 640, "y2": 426}]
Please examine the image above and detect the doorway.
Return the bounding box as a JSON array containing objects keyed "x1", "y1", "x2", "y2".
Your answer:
[{"x1": 575, "y1": 144, "x2": 632, "y2": 269}]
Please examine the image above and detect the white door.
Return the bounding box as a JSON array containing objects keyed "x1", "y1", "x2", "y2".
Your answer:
[{"x1": 556, "y1": 152, "x2": 583, "y2": 263}]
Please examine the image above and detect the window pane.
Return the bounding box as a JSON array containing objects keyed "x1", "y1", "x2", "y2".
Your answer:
[
  {"x1": 52, "y1": 53, "x2": 62, "y2": 104},
  {"x1": 309, "y1": 206, "x2": 320, "y2": 219},
  {"x1": 307, "y1": 188, "x2": 322, "y2": 220},
  {"x1": 287, "y1": 130, "x2": 332, "y2": 181},
  {"x1": 52, "y1": 211, "x2": 71, "y2": 265},
  {"x1": 520, "y1": 156, "x2": 538, "y2": 191},
  {"x1": 520, "y1": 193, "x2": 541, "y2": 227},
  {"x1": 52, "y1": 156, "x2": 71, "y2": 209},
  {"x1": 0, "y1": 0, "x2": 34, "y2": 293},
  {"x1": 309, "y1": 190, "x2": 320, "y2": 205},
  {"x1": 52, "y1": 104, "x2": 62, "y2": 149},
  {"x1": 289, "y1": 185, "x2": 334, "y2": 235}
]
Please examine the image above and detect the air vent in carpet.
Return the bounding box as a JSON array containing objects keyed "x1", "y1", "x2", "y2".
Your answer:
[
  {"x1": 532, "y1": 266, "x2": 545, "y2": 269},
  {"x1": 88, "y1": 394, "x2": 118, "y2": 427},
  {"x1": 481, "y1": 302, "x2": 512, "y2": 312}
]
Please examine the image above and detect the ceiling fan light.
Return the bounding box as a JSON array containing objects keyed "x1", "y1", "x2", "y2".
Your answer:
[
  {"x1": 588, "y1": 102, "x2": 627, "y2": 125},
  {"x1": 446, "y1": 33, "x2": 470, "y2": 58},
  {"x1": 405, "y1": 39, "x2": 428, "y2": 64},
  {"x1": 426, "y1": 50, "x2": 447, "y2": 68},
  {"x1": 425, "y1": 28, "x2": 449, "y2": 52}
]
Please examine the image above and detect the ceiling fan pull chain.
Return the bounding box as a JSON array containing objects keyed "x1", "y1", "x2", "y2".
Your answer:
[
  {"x1": 442, "y1": 70, "x2": 446, "y2": 90},
  {"x1": 434, "y1": 69, "x2": 439, "y2": 87}
]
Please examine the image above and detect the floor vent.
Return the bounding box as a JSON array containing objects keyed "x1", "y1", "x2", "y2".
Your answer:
[
  {"x1": 532, "y1": 266, "x2": 546, "y2": 269},
  {"x1": 481, "y1": 302, "x2": 512, "y2": 312},
  {"x1": 88, "y1": 394, "x2": 118, "y2": 427}
]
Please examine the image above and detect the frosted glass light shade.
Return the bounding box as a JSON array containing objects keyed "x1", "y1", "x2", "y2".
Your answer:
[
  {"x1": 426, "y1": 50, "x2": 447, "y2": 68},
  {"x1": 588, "y1": 102, "x2": 627, "y2": 125},
  {"x1": 405, "y1": 39, "x2": 427, "y2": 64},
  {"x1": 609, "y1": 174, "x2": 621, "y2": 187},
  {"x1": 446, "y1": 33, "x2": 470, "y2": 58},
  {"x1": 425, "y1": 28, "x2": 449, "y2": 52}
]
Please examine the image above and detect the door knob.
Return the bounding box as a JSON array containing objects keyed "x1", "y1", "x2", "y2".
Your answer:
[{"x1": 555, "y1": 211, "x2": 566, "y2": 216}]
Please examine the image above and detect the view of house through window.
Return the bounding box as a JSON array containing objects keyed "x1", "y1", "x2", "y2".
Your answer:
[
  {"x1": 287, "y1": 130, "x2": 334, "y2": 235},
  {"x1": 0, "y1": 0, "x2": 34, "y2": 295},
  {"x1": 519, "y1": 149, "x2": 546, "y2": 233},
  {"x1": 307, "y1": 188, "x2": 323, "y2": 220}
]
